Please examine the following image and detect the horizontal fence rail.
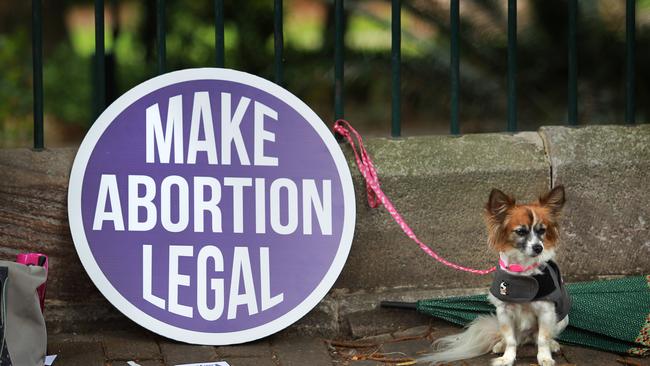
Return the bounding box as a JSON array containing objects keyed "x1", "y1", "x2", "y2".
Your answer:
[{"x1": 29, "y1": 0, "x2": 642, "y2": 149}]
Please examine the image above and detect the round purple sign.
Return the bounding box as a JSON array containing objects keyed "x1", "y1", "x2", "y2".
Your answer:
[{"x1": 68, "y1": 68, "x2": 355, "y2": 345}]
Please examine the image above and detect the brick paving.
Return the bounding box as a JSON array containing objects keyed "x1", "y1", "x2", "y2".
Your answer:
[{"x1": 47, "y1": 323, "x2": 649, "y2": 366}]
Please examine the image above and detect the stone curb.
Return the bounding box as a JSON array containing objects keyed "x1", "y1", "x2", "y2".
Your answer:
[{"x1": 1, "y1": 125, "x2": 648, "y2": 335}]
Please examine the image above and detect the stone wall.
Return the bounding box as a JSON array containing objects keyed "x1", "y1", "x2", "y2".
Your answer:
[{"x1": 1, "y1": 125, "x2": 648, "y2": 336}]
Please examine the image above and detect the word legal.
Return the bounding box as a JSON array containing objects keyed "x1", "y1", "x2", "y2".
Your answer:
[{"x1": 142, "y1": 244, "x2": 284, "y2": 320}]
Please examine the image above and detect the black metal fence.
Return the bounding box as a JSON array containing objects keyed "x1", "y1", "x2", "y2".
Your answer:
[{"x1": 30, "y1": 0, "x2": 639, "y2": 149}]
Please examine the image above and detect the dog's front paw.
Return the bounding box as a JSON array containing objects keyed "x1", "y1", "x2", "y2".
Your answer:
[
  {"x1": 537, "y1": 355, "x2": 556, "y2": 366},
  {"x1": 491, "y1": 356, "x2": 515, "y2": 366},
  {"x1": 549, "y1": 340, "x2": 561, "y2": 353},
  {"x1": 491, "y1": 340, "x2": 505, "y2": 354}
]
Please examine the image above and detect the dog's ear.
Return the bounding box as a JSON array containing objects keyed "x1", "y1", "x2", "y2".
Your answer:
[
  {"x1": 486, "y1": 189, "x2": 515, "y2": 222},
  {"x1": 540, "y1": 185, "x2": 565, "y2": 216}
]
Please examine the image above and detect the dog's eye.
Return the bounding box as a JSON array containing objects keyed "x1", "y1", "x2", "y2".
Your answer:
[
  {"x1": 515, "y1": 228, "x2": 528, "y2": 236},
  {"x1": 536, "y1": 227, "x2": 546, "y2": 235}
]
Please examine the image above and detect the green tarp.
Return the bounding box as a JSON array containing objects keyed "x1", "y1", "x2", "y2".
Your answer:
[{"x1": 414, "y1": 275, "x2": 650, "y2": 356}]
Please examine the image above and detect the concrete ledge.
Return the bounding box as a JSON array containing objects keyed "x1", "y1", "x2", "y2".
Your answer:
[
  {"x1": 0, "y1": 148, "x2": 102, "y2": 306},
  {"x1": 1, "y1": 125, "x2": 648, "y2": 336},
  {"x1": 540, "y1": 125, "x2": 650, "y2": 277},
  {"x1": 336, "y1": 132, "x2": 550, "y2": 292}
]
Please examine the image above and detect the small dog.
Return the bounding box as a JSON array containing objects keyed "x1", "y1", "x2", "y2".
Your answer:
[{"x1": 420, "y1": 185, "x2": 570, "y2": 366}]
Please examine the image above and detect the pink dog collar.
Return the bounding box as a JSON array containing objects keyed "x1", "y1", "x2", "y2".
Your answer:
[{"x1": 499, "y1": 258, "x2": 540, "y2": 273}]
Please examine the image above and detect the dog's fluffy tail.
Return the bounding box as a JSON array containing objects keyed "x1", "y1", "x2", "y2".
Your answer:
[{"x1": 418, "y1": 315, "x2": 500, "y2": 365}]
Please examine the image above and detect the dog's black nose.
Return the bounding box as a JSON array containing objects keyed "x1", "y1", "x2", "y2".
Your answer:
[{"x1": 532, "y1": 244, "x2": 543, "y2": 254}]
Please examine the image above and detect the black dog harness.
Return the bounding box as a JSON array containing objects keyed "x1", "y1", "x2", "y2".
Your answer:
[{"x1": 489, "y1": 260, "x2": 571, "y2": 321}]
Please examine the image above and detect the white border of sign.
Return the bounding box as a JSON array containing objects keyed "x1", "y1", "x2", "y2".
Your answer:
[{"x1": 68, "y1": 68, "x2": 356, "y2": 345}]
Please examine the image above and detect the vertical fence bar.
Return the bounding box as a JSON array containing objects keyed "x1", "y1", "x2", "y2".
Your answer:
[
  {"x1": 215, "y1": 0, "x2": 225, "y2": 67},
  {"x1": 625, "y1": 0, "x2": 635, "y2": 124},
  {"x1": 568, "y1": 0, "x2": 578, "y2": 125},
  {"x1": 94, "y1": 0, "x2": 106, "y2": 119},
  {"x1": 334, "y1": 0, "x2": 344, "y2": 120},
  {"x1": 32, "y1": 0, "x2": 44, "y2": 149},
  {"x1": 507, "y1": 0, "x2": 517, "y2": 132},
  {"x1": 450, "y1": 0, "x2": 460, "y2": 135},
  {"x1": 274, "y1": 0, "x2": 284, "y2": 85},
  {"x1": 156, "y1": 0, "x2": 166, "y2": 74},
  {"x1": 391, "y1": 0, "x2": 401, "y2": 137}
]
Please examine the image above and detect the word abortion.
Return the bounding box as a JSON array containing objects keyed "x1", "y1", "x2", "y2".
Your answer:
[{"x1": 93, "y1": 175, "x2": 332, "y2": 236}]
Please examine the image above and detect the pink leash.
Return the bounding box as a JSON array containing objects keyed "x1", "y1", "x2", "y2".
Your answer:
[{"x1": 333, "y1": 120, "x2": 496, "y2": 275}]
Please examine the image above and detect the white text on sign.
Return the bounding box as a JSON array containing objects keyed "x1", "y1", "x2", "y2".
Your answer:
[
  {"x1": 145, "y1": 92, "x2": 278, "y2": 166},
  {"x1": 89, "y1": 90, "x2": 333, "y2": 323},
  {"x1": 142, "y1": 245, "x2": 284, "y2": 320}
]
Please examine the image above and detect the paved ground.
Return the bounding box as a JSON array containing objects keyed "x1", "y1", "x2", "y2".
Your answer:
[{"x1": 48, "y1": 322, "x2": 649, "y2": 366}]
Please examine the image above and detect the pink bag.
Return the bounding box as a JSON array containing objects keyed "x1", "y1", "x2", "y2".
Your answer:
[{"x1": 16, "y1": 253, "x2": 48, "y2": 312}]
